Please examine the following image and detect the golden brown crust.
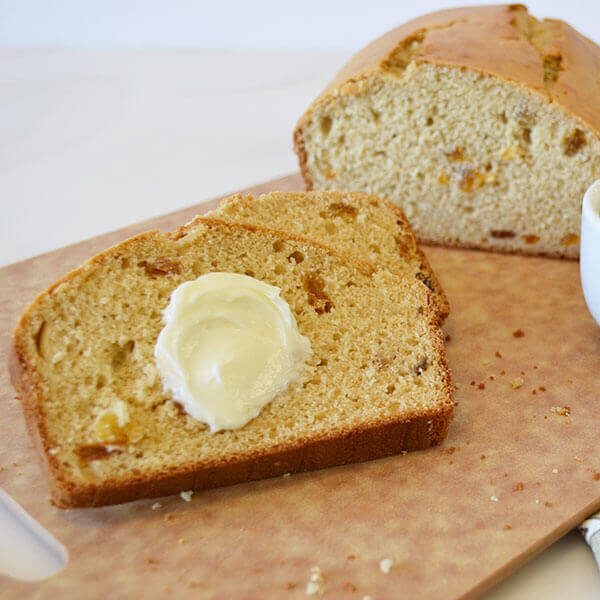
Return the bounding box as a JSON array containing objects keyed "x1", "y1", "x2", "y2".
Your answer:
[
  {"x1": 294, "y1": 5, "x2": 600, "y2": 143},
  {"x1": 294, "y1": 4, "x2": 600, "y2": 189},
  {"x1": 43, "y1": 404, "x2": 453, "y2": 508},
  {"x1": 11, "y1": 218, "x2": 453, "y2": 508},
  {"x1": 376, "y1": 196, "x2": 450, "y2": 319}
]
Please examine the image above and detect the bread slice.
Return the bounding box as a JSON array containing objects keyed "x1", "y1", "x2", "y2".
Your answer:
[
  {"x1": 210, "y1": 190, "x2": 449, "y2": 321},
  {"x1": 12, "y1": 218, "x2": 453, "y2": 508},
  {"x1": 294, "y1": 4, "x2": 600, "y2": 258}
]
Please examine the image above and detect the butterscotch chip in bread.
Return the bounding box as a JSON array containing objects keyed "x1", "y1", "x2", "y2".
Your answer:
[
  {"x1": 294, "y1": 4, "x2": 600, "y2": 258},
  {"x1": 210, "y1": 190, "x2": 449, "y2": 321},
  {"x1": 12, "y1": 218, "x2": 453, "y2": 508}
]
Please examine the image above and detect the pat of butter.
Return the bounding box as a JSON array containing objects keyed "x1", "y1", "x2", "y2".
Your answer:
[{"x1": 154, "y1": 273, "x2": 312, "y2": 432}]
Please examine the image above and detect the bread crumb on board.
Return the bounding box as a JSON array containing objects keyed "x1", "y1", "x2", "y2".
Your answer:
[
  {"x1": 490, "y1": 495, "x2": 499, "y2": 502},
  {"x1": 510, "y1": 377, "x2": 524, "y2": 390},
  {"x1": 380, "y1": 558, "x2": 393, "y2": 573},
  {"x1": 180, "y1": 490, "x2": 194, "y2": 502},
  {"x1": 512, "y1": 329, "x2": 525, "y2": 338},
  {"x1": 305, "y1": 566, "x2": 324, "y2": 595}
]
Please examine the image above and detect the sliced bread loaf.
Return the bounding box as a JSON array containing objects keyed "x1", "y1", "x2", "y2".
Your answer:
[
  {"x1": 210, "y1": 190, "x2": 449, "y2": 321},
  {"x1": 12, "y1": 218, "x2": 453, "y2": 508},
  {"x1": 294, "y1": 4, "x2": 600, "y2": 258}
]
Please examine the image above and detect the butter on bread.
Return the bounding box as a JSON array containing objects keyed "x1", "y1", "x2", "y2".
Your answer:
[{"x1": 12, "y1": 218, "x2": 453, "y2": 508}]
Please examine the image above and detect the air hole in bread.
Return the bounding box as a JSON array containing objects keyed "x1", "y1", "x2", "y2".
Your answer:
[
  {"x1": 110, "y1": 340, "x2": 135, "y2": 370},
  {"x1": 325, "y1": 222, "x2": 337, "y2": 234},
  {"x1": 272, "y1": 240, "x2": 285, "y2": 252},
  {"x1": 386, "y1": 384, "x2": 396, "y2": 394},
  {"x1": 370, "y1": 109, "x2": 380, "y2": 122},
  {"x1": 563, "y1": 128, "x2": 586, "y2": 156},
  {"x1": 274, "y1": 264, "x2": 285, "y2": 275},
  {"x1": 425, "y1": 116, "x2": 434, "y2": 126},
  {"x1": 413, "y1": 356, "x2": 429, "y2": 375},
  {"x1": 320, "y1": 116, "x2": 332, "y2": 136},
  {"x1": 287, "y1": 251, "x2": 305, "y2": 264},
  {"x1": 328, "y1": 203, "x2": 358, "y2": 219},
  {"x1": 304, "y1": 272, "x2": 333, "y2": 314},
  {"x1": 141, "y1": 258, "x2": 181, "y2": 277}
]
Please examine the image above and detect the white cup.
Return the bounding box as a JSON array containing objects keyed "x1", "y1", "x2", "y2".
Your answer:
[{"x1": 581, "y1": 180, "x2": 600, "y2": 327}]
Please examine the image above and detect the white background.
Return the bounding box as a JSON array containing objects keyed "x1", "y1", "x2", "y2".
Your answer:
[
  {"x1": 1, "y1": 1, "x2": 600, "y2": 597},
  {"x1": 1, "y1": 0, "x2": 599, "y2": 50}
]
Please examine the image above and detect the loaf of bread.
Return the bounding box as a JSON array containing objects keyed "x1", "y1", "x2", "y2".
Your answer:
[
  {"x1": 210, "y1": 190, "x2": 449, "y2": 320},
  {"x1": 294, "y1": 4, "x2": 600, "y2": 258},
  {"x1": 12, "y1": 218, "x2": 453, "y2": 508}
]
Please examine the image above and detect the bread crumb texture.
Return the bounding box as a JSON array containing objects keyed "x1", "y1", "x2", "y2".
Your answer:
[
  {"x1": 295, "y1": 5, "x2": 600, "y2": 258},
  {"x1": 211, "y1": 190, "x2": 448, "y2": 319},
  {"x1": 13, "y1": 218, "x2": 452, "y2": 507}
]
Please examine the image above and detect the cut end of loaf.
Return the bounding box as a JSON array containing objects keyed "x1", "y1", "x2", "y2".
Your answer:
[
  {"x1": 294, "y1": 5, "x2": 600, "y2": 259},
  {"x1": 12, "y1": 218, "x2": 453, "y2": 508}
]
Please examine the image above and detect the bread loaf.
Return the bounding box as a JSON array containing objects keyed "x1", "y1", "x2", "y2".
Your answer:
[
  {"x1": 210, "y1": 190, "x2": 449, "y2": 320},
  {"x1": 12, "y1": 218, "x2": 453, "y2": 508},
  {"x1": 294, "y1": 4, "x2": 600, "y2": 258}
]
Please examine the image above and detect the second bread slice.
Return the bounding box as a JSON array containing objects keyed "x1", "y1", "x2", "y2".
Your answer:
[{"x1": 210, "y1": 190, "x2": 449, "y2": 320}]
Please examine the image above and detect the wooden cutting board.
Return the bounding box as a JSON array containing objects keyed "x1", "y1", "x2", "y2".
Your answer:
[{"x1": 2, "y1": 173, "x2": 600, "y2": 599}]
